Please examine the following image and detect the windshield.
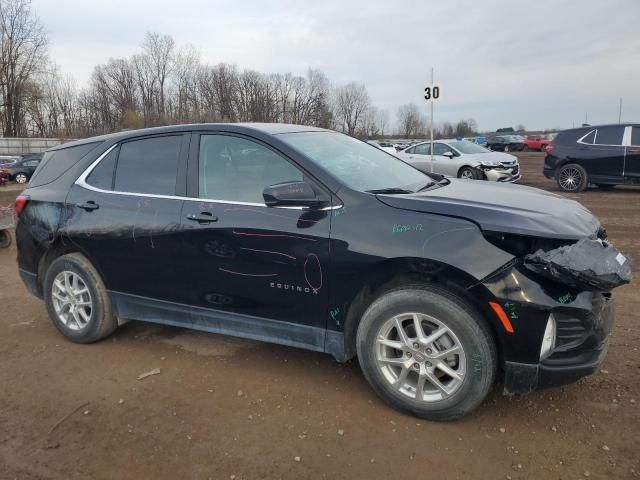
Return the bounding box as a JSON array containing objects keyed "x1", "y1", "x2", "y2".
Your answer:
[
  {"x1": 445, "y1": 141, "x2": 489, "y2": 154},
  {"x1": 279, "y1": 131, "x2": 431, "y2": 192}
]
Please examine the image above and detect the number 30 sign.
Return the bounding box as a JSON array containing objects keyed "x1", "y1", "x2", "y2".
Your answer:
[{"x1": 424, "y1": 86, "x2": 440, "y2": 100}]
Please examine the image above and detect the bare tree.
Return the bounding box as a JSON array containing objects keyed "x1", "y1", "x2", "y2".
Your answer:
[
  {"x1": 0, "y1": 0, "x2": 48, "y2": 136},
  {"x1": 333, "y1": 83, "x2": 370, "y2": 137},
  {"x1": 396, "y1": 103, "x2": 422, "y2": 138},
  {"x1": 141, "y1": 32, "x2": 175, "y2": 120},
  {"x1": 377, "y1": 108, "x2": 389, "y2": 137}
]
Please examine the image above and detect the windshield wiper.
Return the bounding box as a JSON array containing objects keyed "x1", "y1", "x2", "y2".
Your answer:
[{"x1": 365, "y1": 187, "x2": 413, "y2": 194}]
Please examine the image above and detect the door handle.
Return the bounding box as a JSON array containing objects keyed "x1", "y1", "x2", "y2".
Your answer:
[
  {"x1": 77, "y1": 201, "x2": 99, "y2": 211},
  {"x1": 186, "y1": 211, "x2": 218, "y2": 224}
]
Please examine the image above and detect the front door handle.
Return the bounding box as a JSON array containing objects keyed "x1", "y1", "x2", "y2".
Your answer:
[
  {"x1": 77, "y1": 201, "x2": 99, "y2": 211},
  {"x1": 186, "y1": 211, "x2": 218, "y2": 224}
]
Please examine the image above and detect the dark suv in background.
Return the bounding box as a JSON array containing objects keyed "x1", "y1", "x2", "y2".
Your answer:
[
  {"x1": 15, "y1": 123, "x2": 629, "y2": 420},
  {"x1": 544, "y1": 124, "x2": 640, "y2": 191},
  {"x1": 486, "y1": 135, "x2": 524, "y2": 152},
  {"x1": 2, "y1": 153, "x2": 44, "y2": 184}
]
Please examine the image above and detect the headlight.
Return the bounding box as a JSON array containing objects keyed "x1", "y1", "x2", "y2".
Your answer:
[{"x1": 540, "y1": 314, "x2": 557, "y2": 360}]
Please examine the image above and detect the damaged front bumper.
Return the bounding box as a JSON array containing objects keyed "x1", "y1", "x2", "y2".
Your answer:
[
  {"x1": 480, "y1": 165, "x2": 521, "y2": 183},
  {"x1": 477, "y1": 235, "x2": 630, "y2": 395},
  {"x1": 503, "y1": 292, "x2": 615, "y2": 394}
]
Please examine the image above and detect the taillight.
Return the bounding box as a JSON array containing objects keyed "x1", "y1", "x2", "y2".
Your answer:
[{"x1": 15, "y1": 195, "x2": 29, "y2": 216}]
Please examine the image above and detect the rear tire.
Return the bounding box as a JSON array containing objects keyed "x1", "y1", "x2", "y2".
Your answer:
[
  {"x1": 0, "y1": 230, "x2": 11, "y2": 248},
  {"x1": 557, "y1": 163, "x2": 588, "y2": 192},
  {"x1": 356, "y1": 285, "x2": 497, "y2": 421},
  {"x1": 43, "y1": 253, "x2": 117, "y2": 343},
  {"x1": 15, "y1": 173, "x2": 29, "y2": 184}
]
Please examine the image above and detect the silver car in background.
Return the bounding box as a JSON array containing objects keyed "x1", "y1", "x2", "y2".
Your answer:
[{"x1": 396, "y1": 139, "x2": 521, "y2": 182}]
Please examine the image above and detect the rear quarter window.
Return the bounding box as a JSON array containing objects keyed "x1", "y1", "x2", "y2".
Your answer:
[{"x1": 30, "y1": 142, "x2": 103, "y2": 187}]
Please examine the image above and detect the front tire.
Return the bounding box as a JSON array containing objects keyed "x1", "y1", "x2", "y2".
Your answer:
[
  {"x1": 44, "y1": 253, "x2": 117, "y2": 343},
  {"x1": 356, "y1": 285, "x2": 497, "y2": 421},
  {"x1": 557, "y1": 163, "x2": 588, "y2": 192},
  {"x1": 458, "y1": 166, "x2": 479, "y2": 180}
]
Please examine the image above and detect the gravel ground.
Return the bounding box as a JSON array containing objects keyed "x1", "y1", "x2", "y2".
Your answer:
[{"x1": 0, "y1": 152, "x2": 638, "y2": 479}]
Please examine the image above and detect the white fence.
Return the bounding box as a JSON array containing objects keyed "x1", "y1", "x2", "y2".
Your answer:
[{"x1": 0, "y1": 137, "x2": 75, "y2": 155}]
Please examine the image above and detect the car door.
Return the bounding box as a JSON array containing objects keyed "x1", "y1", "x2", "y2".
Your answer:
[
  {"x1": 65, "y1": 133, "x2": 189, "y2": 303},
  {"x1": 432, "y1": 142, "x2": 458, "y2": 176},
  {"x1": 577, "y1": 126, "x2": 625, "y2": 181},
  {"x1": 175, "y1": 132, "x2": 332, "y2": 334},
  {"x1": 401, "y1": 143, "x2": 440, "y2": 174},
  {"x1": 625, "y1": 126, "x2": 640, "y2": 180}
]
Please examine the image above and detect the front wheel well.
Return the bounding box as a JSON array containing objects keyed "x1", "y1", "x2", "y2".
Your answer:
[{"x1": 340, "y1": 267, "x2": 503, "y2": 366}]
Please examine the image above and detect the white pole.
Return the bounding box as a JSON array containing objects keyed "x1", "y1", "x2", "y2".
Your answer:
[
  {"x1": 430, "y1": 67, "x2": 434, "y2": 173},
  {"x1": 618, "y1": 97, "x2": 622, "y2": 123}
]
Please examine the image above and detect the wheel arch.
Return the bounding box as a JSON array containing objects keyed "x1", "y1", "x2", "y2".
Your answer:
[
  {"x1": 37, "y1": 236, "x2": 108, "y2": 295},
  {"x1": 338, "y1": 257, "x2": 504, "y2": 365}
]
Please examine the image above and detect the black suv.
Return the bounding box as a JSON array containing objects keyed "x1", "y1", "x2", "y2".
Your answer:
[
  {"x1": 486, "y1": 135, "x2": 524, "y2": 152},
  {"x1": 544, "y1": 123, "x2": 640, "y2": 191},
  {"x1": 16, "y1": 124, "x2": 628, "y2": 420},
  {"x1": 4, "y1": 153, "x2": 43, "y2": 184}
]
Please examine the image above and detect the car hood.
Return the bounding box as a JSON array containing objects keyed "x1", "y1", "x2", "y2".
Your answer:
[
  {"x1": 376, "y1": 180, "x2": 600, "y2": 240},
  {"x1": 463, "y1": 152, "x2": 517, "y2": 166}
]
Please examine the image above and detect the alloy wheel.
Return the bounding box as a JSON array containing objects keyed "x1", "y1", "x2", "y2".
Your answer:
[
  {"x1": 375, "y1": 313, "x2": 466, "y2": 402},
  {"x1": 15, "y1": 173, "x2": 28, "y2": 184},
  {"x1": 460, "y1": 169, "x2": 475, "y2": 180},
  {"x1": 51, "y1": 271, "x2": 93, "y2": 330},
  {"x1": 558, "y1": 167, "x2": 582, "y2": 191}
]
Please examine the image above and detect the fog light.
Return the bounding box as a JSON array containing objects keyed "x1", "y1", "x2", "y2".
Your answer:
[{"x1": 540, "y1": 314, "x2": 557, "y2": 361}]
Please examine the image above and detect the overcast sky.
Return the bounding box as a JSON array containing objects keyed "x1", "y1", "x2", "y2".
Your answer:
[{"x1": 32, "y1": 0, "x2": 640, "y2": 132}]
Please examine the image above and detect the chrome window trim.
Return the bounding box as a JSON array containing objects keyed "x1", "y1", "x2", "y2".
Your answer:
[{"x1": 75, "y1": 143, "x2": 341, "y2": 211}]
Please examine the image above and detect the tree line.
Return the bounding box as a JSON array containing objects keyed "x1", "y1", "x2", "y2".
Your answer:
[{"x1": 0, "y1": 0, "x2": 477, "y2": 140}]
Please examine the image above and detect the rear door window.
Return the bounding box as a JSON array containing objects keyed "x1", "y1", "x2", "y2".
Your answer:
[
  {"x1": 595, "y1": 126, "x2": 624, "y2": 146},
  {"x1": 114, "y1": 136, "x2": 182, "y2": 195},
  {"x1": 414, "y1": 144, "x2": 431, "y2": 155},
  {"x1": 433, "y1": 143, "x2": 453, "y2": 156}
]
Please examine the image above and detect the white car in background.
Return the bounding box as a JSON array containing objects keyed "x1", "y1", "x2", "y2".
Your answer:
[{"x1": 396, "y1": 139, "x2": 521, "y2": 182}]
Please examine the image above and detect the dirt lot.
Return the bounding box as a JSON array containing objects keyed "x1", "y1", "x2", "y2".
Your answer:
[{"x1": 0, "y1": 153, "x2": 638, "y2": 479}]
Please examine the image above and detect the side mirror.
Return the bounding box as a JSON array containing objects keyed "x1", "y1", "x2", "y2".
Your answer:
[
  {"x1": 443, "y1": 151, "x2": 454, "y2": 158},
  {"x1": 263, "y1": 181, "x2": 327, "y2": 208}
]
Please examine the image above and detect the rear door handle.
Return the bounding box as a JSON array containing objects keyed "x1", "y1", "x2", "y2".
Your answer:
[
  {"x1": 186, "y1": 211, "x2": 218, "y2": 224},
  {"x1": 77, "y1": 201, "x2": 99, "y2": 211}
]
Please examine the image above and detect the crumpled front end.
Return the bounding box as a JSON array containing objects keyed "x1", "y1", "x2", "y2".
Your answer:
[
  {"x1": 476, "y1": 231, "x2": 630, "y2": 395},
  {"x1": 470, "y1": 160, "x2": 521, "y2": 183}
]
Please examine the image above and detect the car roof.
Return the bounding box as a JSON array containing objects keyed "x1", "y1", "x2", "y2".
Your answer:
[
  {"x1": 47, "y1": 123, "x2": 331, "y2": 152},
  {"x1": 558, "y1": 123, "x2": 640, "y2": 135}
]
